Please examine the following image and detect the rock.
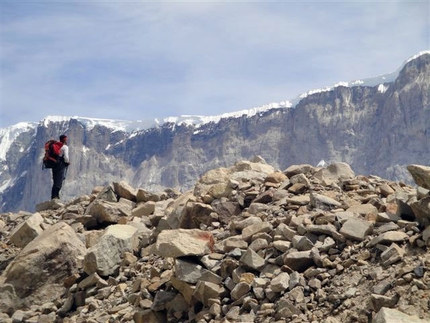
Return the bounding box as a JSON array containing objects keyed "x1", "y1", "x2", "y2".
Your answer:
[
  {"x1": 113, "y1": 181, "x2": 137, "y2": 201},
  {"x1": 134, "y1": 309, "x2": 166, "y2": 323},
  {"x1": 372, "y1": 280, "x2": 392, "y2": 295},
  {"x1": 273, "y1": 240, "x2": 291, "y2": 252},
  {"x1": 282, "y1": 195, "x2": 311, "y2": 206},
  {"x1": 174, "y1": 258, "x2": 205, "y2": 284},
  {"x1": 193, "y1": 281, "x2": 226, "y2": 306},
  {"x1": 211, "y1": 198, "x2": 242, "y2": 224},
  {"x1": 379, "y1": 183, "x2": 395, "y2": 197},
  {"x1": 132, "y1": 201, "x2": 156, "y2": 217},
  {"x1": 161, "y1": 191, "x2": 194, "y2": 229},
  {"x1": 288, "y1": 182, "x2": 307, "y2": 194},
  {"x1": 78, "y1": 272, "x2": 106, "y2": 290},
  {"x1": 155, "y1": 229, "x2": 214, "y2": 258},
  {"x1": 242, "y1": 222, "x2": 273, "y2": 242},
  {"x1": 136, "y1": 188, "x2": 160, "y2": 203},
  {"x1": 375, "y1": 222, "x2": 400, "y2": 234},
  {"x1": 96, "y1": 185, "x2": 118, "y2": 202},
  {"x1": 234, "y1": 159, "x2": 275, "y2": 174},
  {"x1": 407, "y1": 164, "x2": 430, "y2": 190},
  {"x1": 180, "y1": 202, "x2": 215, "y2": 229},
  {"x1": 223, "y1": 235, "x2": 248, "y2": 252},
  {"x1": 314, "y1": 162, "x2": 355, "y2": 185},
  {"x1": 306, "y1": 224, "x2": 345, "y2": 242},
  {"x1": 372, "y1": 307, "x2": 426, "y2": 323},
  {"x1": 270, "y1": 272, "x2": 290, "y2": 293},
  {"x1": 85, "y1": 199, "x2": 133, "y2": 225},
  {"x1": 380, "y1": 243, "x2": 405, "y2": 266},
  {"x1": 370, "y1": 294, "x2": 400, "y2": 312},
  {"x1": 395, "y1": 191, "x2": 416, "y2": 220},
  {"x1": 422, "y1": 226, "x2": 430, "y2": 244},
  {"x1": 310, "y1": 193, "x2": 342, "y2": 208},
  {"x1": 151, "y1": 290, "x2": 176, "y2": 311},
  {"x1": 410, "y1": 196, "x2": 430, "y2": 227},
  {"x1": 265, "y1": 172, "x2": 288, "y2": 184},
  {"x1": 282, "y1": 250, "x2": 315, "y2": 272},
  {"x1": 275, "y1": 297, "x2": 302, "y2": 318},
  {"x1": 253, "y1": 189, "x2": 275, "y2": 204},
  {"x1": 0, "y1": 222, "x2": 86, "y2": 305},
  {"x1": 292, "y1": 235, "x2": 314, "y2": 251},
  {"x1": 84, "y1": 224, "x2": 139, "y2": 276},
  {"x1": 283, "y1": 164, "x2": 314, "y2": 177},
  {"x1": 239, "y1": 249, "x2": 265, "y2": 271},
  {"x1": 346, "y1": 203, "x2": 379, "y2": 219},
  {"x1": 368, "y1": 231, "x2": 409, "y2": 247},
  {"x1": 249, "y1": 238, "x2": 269, "y2": 252},
  {"x1": 0, "y1": 284, "x2": 17, "y2": 316},
  {"x1": 230, "y1": 282, "x2": 251, "y2": 300},
  {"x1": 290, "y1": 173, "x2": 311, "y2": 187},
  {"x1": 194, "y1": 167, "x2": 232, "y2": 197},
  {"x1": 247, "y1": 203, "x2": 270, "y2": 215},
  {"x1": 231, "y1": 216, "x2": 262, "y2": 231},
  {"x1": 340, "y1": 218, "x2": 373, "y2": 241},
  {"x1": 35, "y1": 199, "x2": 64, "y2": 212},
  {"x1": 9, "y1": 213, "x2": 44, "y2": 248}
]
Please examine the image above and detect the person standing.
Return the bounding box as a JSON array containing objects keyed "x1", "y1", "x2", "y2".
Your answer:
[{"x1": 51, "y1": 134, "x2": 70, "y2": 200}]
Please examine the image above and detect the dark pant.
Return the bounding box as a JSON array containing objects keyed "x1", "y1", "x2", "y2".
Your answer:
[{"x1": 51, "y1": 163, "x2": 67, "y2": 199}]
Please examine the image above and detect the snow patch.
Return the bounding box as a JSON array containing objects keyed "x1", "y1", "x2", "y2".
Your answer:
[
  {"x1": 164, "y1": 101, "x2": 292, "y2": 128},
  {"x1": 297, "y1": 51, "x2": 430, "y2": 101},
  {"x1": 316, "y1": 160, "x2": 327, "y2": 167},
  {"x1": 378, "y1": 84, "x2": 388, "y2": 93},
  {"x1": 0, "y1": 179, "x2": 12, "y2": 194},
  {"x1": 37, "y1": 101, "x2": 293, "y2": 134},
  {"x1": 0, "y1": 122, "x2": 37, "y2": 161},
  {"x1": 405, "y1": 50, "x2": 430, "y2": 64}
]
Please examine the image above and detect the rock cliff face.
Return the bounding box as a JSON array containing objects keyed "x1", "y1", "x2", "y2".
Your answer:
[{"x1": 0, "y1": 53, "x2": 429, "y2": 213}]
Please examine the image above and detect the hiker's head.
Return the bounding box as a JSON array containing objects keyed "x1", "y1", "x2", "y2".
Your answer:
[{"x1": 59, "y1": 135, "x2": 68, "y2": 143}]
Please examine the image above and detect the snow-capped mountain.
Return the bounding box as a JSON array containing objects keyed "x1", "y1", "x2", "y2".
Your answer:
[{"x1": 0, "y1": 51, "x2": 429, "y2": 213}]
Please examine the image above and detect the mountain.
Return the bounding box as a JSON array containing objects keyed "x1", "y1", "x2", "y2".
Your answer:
[{"x1": 0, "y1": 51, "x2": 429, "y2": 213}]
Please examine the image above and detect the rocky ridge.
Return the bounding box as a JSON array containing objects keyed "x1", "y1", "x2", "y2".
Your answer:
[{"x1": 1, "y1": 158, "x2": 430, "y2": 323}]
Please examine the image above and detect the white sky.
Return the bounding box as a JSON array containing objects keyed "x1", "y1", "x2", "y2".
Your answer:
[{"x1": 0, "y1": 0, "x2": 429, "y2": 128}]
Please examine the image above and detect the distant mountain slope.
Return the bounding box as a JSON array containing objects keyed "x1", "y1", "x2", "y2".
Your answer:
[{"x1": 0, "y1": 51, "x2": 429, "y2": 213}]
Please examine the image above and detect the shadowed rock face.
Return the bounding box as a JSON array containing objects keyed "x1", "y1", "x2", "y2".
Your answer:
[{"x1": 1, "y1": 54, "x2": 429, "y2": 213}]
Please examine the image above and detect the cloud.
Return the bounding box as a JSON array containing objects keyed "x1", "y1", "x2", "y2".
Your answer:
[{"x1": 1, "y1": 1, "x2": 429, "y2": 128}]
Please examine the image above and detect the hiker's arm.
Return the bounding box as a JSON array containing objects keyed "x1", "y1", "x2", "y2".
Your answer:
[{"x1": 62, "y1": 146, "x2": 70, "y2": 164}]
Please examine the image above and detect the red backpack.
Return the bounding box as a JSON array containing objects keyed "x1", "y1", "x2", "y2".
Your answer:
[{"x1": 43, "y1": 140, "x2": 64, "y2": 169}]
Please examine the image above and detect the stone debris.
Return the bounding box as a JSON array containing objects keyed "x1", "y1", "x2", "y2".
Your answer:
[{"x1": 0, "y1": 158, "x2": 429, "y2": 323}]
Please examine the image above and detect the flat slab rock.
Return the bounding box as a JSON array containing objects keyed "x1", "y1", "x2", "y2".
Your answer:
[{"x1": 373, "y1": 307, "x2": 428, "y2": 323}]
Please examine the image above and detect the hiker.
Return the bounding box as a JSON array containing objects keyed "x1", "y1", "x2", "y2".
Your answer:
[{"x1": 51, "y1": 134, "x2": 70, "y2": 200}]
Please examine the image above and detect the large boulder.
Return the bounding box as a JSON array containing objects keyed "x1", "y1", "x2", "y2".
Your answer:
[
  {"x1": 407, "y1": 164, "x2": 430, "y2": 190},
  {"x1": 372, "y1": 307, "x2": 427, "y2": 323},
  {"x1": 314, "y1": 162, "x2": 355, "y2": 185},
  {"x1": 85, "y1": 198, "x2": 134, "y2": 225},
  {"x1": 113, "y1": 181, "x2": 137, "y2": 201},
  {"x1": 410, "y1": 196, "x2": 430, "y2": 227},
  {"x1": 0, "y1": 222, "x2": 86, "y2": 307},
  {"x1": 84, "y1": 224, "x2": 139, "y2": 276},
  {"x1": 155, "y1": 229, "x2": 214, "y2": 258}
]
